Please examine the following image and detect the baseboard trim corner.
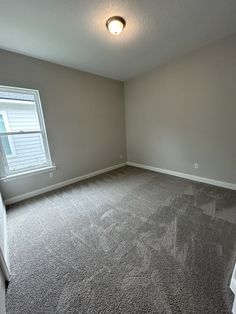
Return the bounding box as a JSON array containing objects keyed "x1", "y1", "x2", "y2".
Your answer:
[
  {"x1": 5, "y1": 161, "x2": 236, "y2": 205},
  {"x1": 126, "y1": 161, "x2": 236, "y2": 190},
  {"x1": 4, "y1": 163, "x2": 126, "y2": 205}
]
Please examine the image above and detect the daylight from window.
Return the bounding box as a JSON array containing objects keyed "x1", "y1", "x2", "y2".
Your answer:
[{"x1": 0, "y1": 86, "x2": 52, "y2": 178}]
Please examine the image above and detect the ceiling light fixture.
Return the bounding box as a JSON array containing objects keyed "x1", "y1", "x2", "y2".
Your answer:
[{"x1": 106, "y1": 16, "x2": 126, "y2": 35}]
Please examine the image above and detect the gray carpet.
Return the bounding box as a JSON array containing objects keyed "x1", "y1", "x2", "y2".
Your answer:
[{"x1": 6, "y1": 166, "x2": 236, "y2": 313}]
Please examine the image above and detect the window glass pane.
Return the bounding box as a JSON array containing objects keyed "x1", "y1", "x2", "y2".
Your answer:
[
  {"x1": 2, "y1": 133, "x2": 48, "y2": 173},
  {"x1": 0, "y1": 115, "x2": 6, "y2": 131},
  {"x1": 0, "y1": 114, "x2": 12, "y2": 155},
  {"x1": 0, "y1": 91, "x2": 34, "y2": 101},
  {"x1": 0, "y1": 91, "x2": 40, "y2": 132},
  {"x1": 0, "y1": 86, "x2": 52, "y2": 177}
]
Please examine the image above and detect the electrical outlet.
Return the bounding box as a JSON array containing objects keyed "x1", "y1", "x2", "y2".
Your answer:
[
  {"x1": 49, "y1": 172, "x2": 54, "y2": 178},
  {"x1": 194, "y1": 163, "x2": 199, "y2": 169}
]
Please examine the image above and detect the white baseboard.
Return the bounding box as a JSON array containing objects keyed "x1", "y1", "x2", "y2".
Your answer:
[
  {"x1": 127, "y1": 161, "x2": 236, "y2": 190},
  {"x1": 4, "y1": 161, "x2": 236, "y2": 205},
  {"x1": 4, "y1": 163, "x2": 126, "y2": 205}
]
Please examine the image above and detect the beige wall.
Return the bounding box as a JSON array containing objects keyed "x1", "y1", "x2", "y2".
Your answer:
[
  {"x1": 0, "y1": 50, "x2": 126, "y2": 200},
  {"x1": 1, "y1": 33, "x2": 236, "y2": 201},
  {"x1": 125, "y1": 34, "x2": 236, "y2": 184}
]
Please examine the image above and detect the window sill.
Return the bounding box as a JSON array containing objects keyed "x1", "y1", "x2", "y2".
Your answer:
[{"x1": 0, "y1": 165, "x2": 56, "y2": 182}]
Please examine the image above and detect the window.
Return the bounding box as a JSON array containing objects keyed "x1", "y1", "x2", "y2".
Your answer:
[
  {"x1": 0, "y1": 112, "x2": 15, "y2": 156},
  {"x1": 0, "y1": 85, "x2": 53, "y2": 179}
]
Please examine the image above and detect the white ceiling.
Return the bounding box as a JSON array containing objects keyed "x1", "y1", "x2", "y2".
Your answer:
[{"x1": 0, "y1": 0, "x2": 236, "y2": 81}]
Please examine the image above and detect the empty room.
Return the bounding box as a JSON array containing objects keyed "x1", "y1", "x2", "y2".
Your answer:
[{"x1": 0, "y1": 0, "x2": 236, "y2": 313}]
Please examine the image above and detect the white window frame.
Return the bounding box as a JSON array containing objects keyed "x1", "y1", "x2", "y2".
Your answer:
[
  {"x1": 0, "y1": 85, "x2": 54, "y2": 180},
  {"x1": 0, "y1": 111, "x2": 16, "y2": 157}
]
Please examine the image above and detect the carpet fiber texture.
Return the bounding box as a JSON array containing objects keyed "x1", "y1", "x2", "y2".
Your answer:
[{"x1": 6, "y1": 166, "x2": 236, "y2": 313}]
